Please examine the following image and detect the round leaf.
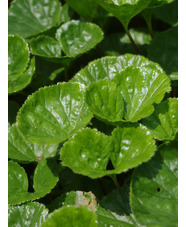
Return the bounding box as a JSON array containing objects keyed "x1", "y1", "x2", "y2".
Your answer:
[
  {"x1": 111, "y1": 123, "x2": 156, "y2": 173},
  {"x1": 8, "y1": 0, "x2": 63, "y2": 38},
  {"x1": 112, "y1": 66, "x2": 171, "y2": 122},
  {"x1": 8, "y1": 159, "x2": 59, "y2": 205},
  {"x1": 130, "y1": 141, "x2": 178, "y2": 226},
  {"x1": 72, "y1": 54, "x2": 164, "y2": 87},
  {"x1": 85, "y1": 80, "x2": 125, "y2": 123},
  {"x1": 8, "y1": 35, "x2": 29, "y2": 80},
  {"x1": 96, "y1": 0, "x2": 151, "y2": 28},
  {"x1": 8, "y1": 124, "x2": 59, "y2": 163},
  {"x1": 8, "y1": 202, "x2": 48, "y2": 227},
  {"x1": 56, "y1": 20, "x2": 103, "y2": 57},
  {"x1": 148, "y1": 26, "x2": 178, "y2": 81},
  {"x1": 29, "y1": 36, "x2": 62, "y2": 58},
  {"x1": 142, "y1": 98, "x2": 178, "y2": 141},
  {"x1": 17, "y1": 82, "x2": 93, "y2": 144},
  {"x1": 60, "y1": 128, "x2": 113, "y2": 178},
  {"x1": 8, "y1": 57, "x2": 35, "y2": 94},
  {"x1": 42, "y1": 206, "x2": 98, "y2": 227}
]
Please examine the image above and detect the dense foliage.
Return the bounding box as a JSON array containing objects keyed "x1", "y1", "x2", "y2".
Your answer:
[{"x1": 8, "y1": 0, "x2": 178, "y2": 226}]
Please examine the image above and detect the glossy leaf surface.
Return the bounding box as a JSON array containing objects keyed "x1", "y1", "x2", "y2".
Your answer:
[
  {"x1": 60, "y1": 128, "x2": 113, "y2": 178},
  {"x1": 96, "y1": 0, "x2": 150, "y2": 28},
  {"x1": 29, "y1": 36, "x2": 62, "y2": 58},
  {"x1": 85, "y1": 80, "x2": 125, "y2": 123},
  {"x1": 148, "y1": 26, "x2": 178, "y2": 80},
  {"x1": 113, "y1": 66, "x2": 171, "y2": 122},
  {"x1": 65, "y1": 0, "x2": 98, "y2": 21},
  {"x1": 142, "y1": 98, "x2": 178, "y2": 141},
  {"x1": 8, "y1": 124, "x2": 59, "y2": 163},
  {"x1": 8, "y1": 202, "x2": 48, "y2": 227},
  {"x1": 42, "y1": 206, "x2": 97, "y2": 227},
  {"x1": 17, "y1": 82, "x2": 93, "y2": 144},
  {"x1": 8, "y1": 57, "x2": 35, "y2": 94},
  {"x1": 111, "y1": 123, "x2": 156, "y2": 173},
  {"x1": 8, "y1": 0, "x2": 63, "y2": 38},
  {"x1": 60, "y1": 125, "x2": 156, "y2": 178},
  {"x1": 56, "y1": 20, "x2": 103, "y2": 57},
  {"x1": 130, "y1": 142, "x2": 178, "y2": 226},
  {"x1": 8, "y1": 35, "x2": 29, "y2": 80},
  {"x1": 8, "y1": 159, "x2": 59, "y2": 205},
  {"x1": 72, "y1": 54, "x2": 164, "y2": 86}
]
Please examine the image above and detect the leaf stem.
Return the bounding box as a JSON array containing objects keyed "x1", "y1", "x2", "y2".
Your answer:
[
  {"x1": 141, "y1": 9, "x2": 154, "y2": 39},
  {"x1": 109, "y1": 174, "x2": 120, "y2": 188},
  {"x1": 97, "y1": 178, "x2": 107, "y2": 196},
  {"x1": 124, "y1": 26, "x2": 142, "y2": 55}
]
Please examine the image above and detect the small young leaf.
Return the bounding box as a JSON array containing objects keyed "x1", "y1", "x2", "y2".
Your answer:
[
  {"x1": 96, "y1": 0, "x2": 151, "y2": 29},
  {"x1": 85, "y1": 80, "x2": 125, "y2": 123},
  {"x1": 112, "y1": 66, "x2": 171, "y2": 122},
  {"x1": 148, "y1": 26, "x2": 178, "y2": 81},
  {"x1": 8, "y1": 124, "x2": 59, "y2": 163},
  {"x1": 130, "y1": 141, "x2": 178, "y2": 226},
  {"x1": 17, "y1": 82, "x2": 93, "y2": 144},
  {"x1": 29, "y1": 36, "x2": 62, "y2": 58},
  {"x1": 8, "y1": 0, "x2": 63, "y2": 38},
  {"x1": 8, "y1": 202, "x2": 48, "y2": 227},
  {"x1": 72, "y1": 54, "x2": 164, "y2": 86},
  {"x1": 8, "y1": 159, "x2": 59, "y2": 205},
  {"x1": 142, "y1": 98, "x2": 178, "y2": 141},
  {"x1": 8, "y1": 57, "x2": 35, "y2": 94},
  {"x1": 42, "y1": 206, "x2": 98, "y2": 227},
  {"x1": 56, "y1": 20, "x2": 104, "y2": 57},
  {"x1": 8, "y1": 35, "x2": 29, "y2": 80},
  {"x1": 60, "y1": 125, "x2": 156, "y2": 179}
]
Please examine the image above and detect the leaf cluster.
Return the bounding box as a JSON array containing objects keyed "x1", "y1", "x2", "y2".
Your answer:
[{"x1": 8, "y1": 0, "x2": 178, "y2": 226}]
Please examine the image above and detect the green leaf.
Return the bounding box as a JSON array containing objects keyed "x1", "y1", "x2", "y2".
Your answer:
[
  {"x1": 8, "y1": 0, "x2": 63, "y2": 38},
  {"x1": 8, "y1": 161, "x2": 28, "y2": 196},
  {"x1": 42, "y1": 206, "x2": 98, "y2": 227},
  {"x1": 60, "y1": 125, "x2": 156, "y2": 178},
  {"x1": 97, "y1": 174, "x2": 140, "y2": 227},
  {"x1": 8, "y1": 57, "x2": 35, "y2": 94},
  {"x1": 99, "y1": 29, "x2": 151, "y2": 56},
  {"x1": 130, "y1": 141, "x2": 178, "y2": 226},
  {"x1": 72, "y1": 54, "x2": 164, "y2": 87},
  {"x1": 65, "y1": 0, "x2": 99, "y2": 21},
  {"x1": 85, "y1": 80, "x2": 125, "y2": 123},
  {"x1": 153, "y1": 0, "x2": 178, "y2": 26},
  {"x1": 8, "y1": 124, "x2": 59, "y2": 163},
  {"x1": 29, "y1": 36, "x2": 62, "y2": 58},
  {"x1": 8, "y1": 202, "x2": 48, "y2": 227},
  {"x1": 111, "y1": 123, "x2": 156, "y2": 173},
  {"x1": 60, "y1": 128, "x2": 113, "y2": 178},
  {"x1": 8, "y1": 100, "x2": 20, "y2": 125},
  {"x1": 17, "y1": 82, "x2": 93, "y2": 144},
  {"x1": 56, "y1": 20, "x2": 104, "y2": 57},
  {"x1": 142, "y1": 98, "x2": 178, "y2": 141},
  {"x1": 96, "y1": 0, "x2": 151, "y2": 28},
  {"x1": 148, "y1": 26, "x2": 178, "y2": 81},
  {"x1": 8, "y1": 159, "x2": 59, "y2": 205},
  {"x1": 8, "y1": 35, "x2": 29, "y2": 80},
  {"x1": 112, "y1": 66, "x2": 171, "y2": 122}
]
